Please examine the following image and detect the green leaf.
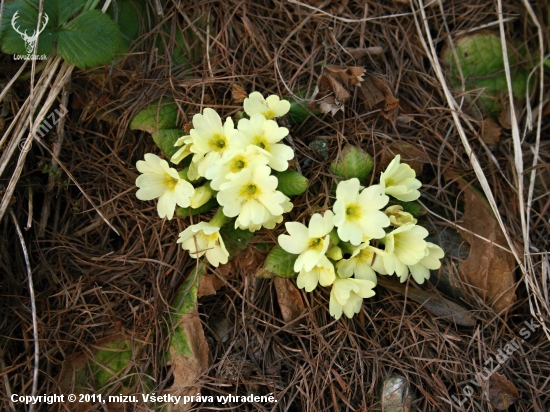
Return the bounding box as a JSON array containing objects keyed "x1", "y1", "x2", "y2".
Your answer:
[
  {"x1": 0, "y1": 1, "x2": 56, "y2": 56},
  {"x1": 285, "y1": 97, "x2": 320, "y2": 124},
  {"x1": 329, "y1": 144, "x2": 374, "y2": 183},
  {"x1": 151, "y1": 129, "x2": 183, "y2": 158},
  {"x1": 170, "y1": 264, "x2": 203, "y2": 321},
  {"x1": 257, "y1": 246, "x2": 298, "y2": 279},
  {"x1": 130, "y1": 100, "x2": 179, "y2": 133},
  {"x1": 441, "y1": 33, "x2": 530, "y2": 115},
  {"x1": 177, "y1": 199, "x2": 218, "y2": 218},
  {"x1": 57, "y1": 10, "x2": 123, "y2": 69},
  {"x1": 220, "y1": 225, "x2": 255, "y2": 259},
  {"x1": 92, "y1": 339, "x2": 134, "y2": 388},
  {"x1": 106, "y1": 0, "x2": 143, "y2": 47},
  {"x1": 275, "y1": 170, "x2": 308, "y2": 196}
]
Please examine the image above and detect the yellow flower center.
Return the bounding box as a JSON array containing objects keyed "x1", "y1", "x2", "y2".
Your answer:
[
  {"x1": 345, "y1": 203, "x2": 361, "y2": 221},
  {"x1": 357, "y1": 248, "x2": 376, "y2": 265},
  {"x1": 307, "y1": 237, "x2": 325, "y2": 251},
  {"x1": 263, "y1": 109, "x2": 275, "y2": 119},
  {"x1": 229, "y1": 156, "x2": 247, "y2": 173},
  {"x1": 163, "y1": 176, "x2": 179, "y2": 191},
  {"x1": 252, "y1": 135, "x2": 270, "y2": 152},
  {"x1": 208, "y1": 133, "x2": 228, "y2": 152},
  {"x1": 239, "y1": 183, "x2": 261, "y2": 199},
  {"x1": 385, "y1": 177, "x2": 396, "y2": 187}
]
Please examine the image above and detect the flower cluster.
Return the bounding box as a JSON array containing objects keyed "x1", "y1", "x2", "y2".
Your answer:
[
  {"x1": 278, "y1": 155, "x2": 444, "y2": 319},
  {"x1": 135, "y1": 92, "x2": 294, "y2": 266}
]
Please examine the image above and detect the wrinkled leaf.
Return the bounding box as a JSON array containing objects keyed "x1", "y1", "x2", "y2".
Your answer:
[
  {"x1": 56, "y1": 10, "x2": 123, "y2": 69},
  {"x1": 275, "y1": 170, "x2": 309, "y2": 196},
  {"x1": 220, "y1": 225, "x2": 255, "y2": 259},
  {"x1": 57, "y1": 334, "x2": 153, "y2": 411},
  {"x1": 152, "y1": 129, "x2": 183, "y2": 158},
  {"x1": 377, "y1": 276, "x2": 476, "y2": 327},
  {"x1": 256, "y1": 246, "x2": 298, "y2": 279},
  {"x1": 454, "y1": 177, "x2": 516, "y2": 313},
  {"x1": 130, "y1": 100, "x2": 179, "y2": 133},
  {"x1": 330, "y1": 144, "x2": 374, "y2": 183},
  {"x1": 481, "y1": 118, "x2": 501, "y2": 144},
  {"x1": 166, "y1": 266, "x2": 209, "y2": 411},
  {"x1": 441, "y1": 33, "x2": 529, "y2": 115},
  {"x1": 274, "y1": 277, "x2": 306, "y2": 322}
]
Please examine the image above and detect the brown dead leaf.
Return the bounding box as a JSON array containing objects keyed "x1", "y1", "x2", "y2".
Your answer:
[
  {"x1": 274, "y1": 277, "x2": 306, "y2": 322},
  {"x1": 370, "y1": 76, "x2": 400, "y2": 119},
  {"x1": 345, "y1": 46, "x2": 384, "y2": 60},
  {"x1": 484, "y1": 373, "x2": 519, "y2": 410},
  {"x1": 377, "y1": 277, "x2": 476, "y2": 327},
  {"x1": 481, "y1": 118, "x2": 501, "y2": 144},
  {"x1": 231, "y1": 84, "x2": 248, "y2": 103},
  {"x1": 183, "y1": 122, "x2": 193, "y2": 133},
  {"x1": 310, "y1": 73, "x2": 348, "y2": 115},
  {"x1": 166, "y1": 313, "x2": 210, "y2": 410},
  {"x1": 358, "y1": 74, "x2": 399, "y2": 119},
  {"x1": 454, "y1": 178, "x2": 516, "y2": 313},
  {"x1": 359, "y1": 76, "x2": 385, "y2": 109},
  {"x1": 198, "y1": 273, "x2": 225, "y2": 297},
  {"x1": 325, "y1": 65, "x2": 365, "y2": 87}
]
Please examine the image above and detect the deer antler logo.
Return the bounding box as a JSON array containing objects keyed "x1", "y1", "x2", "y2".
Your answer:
[{"x1": 11, "y1": 11, "x2": 49, "y2": 55}]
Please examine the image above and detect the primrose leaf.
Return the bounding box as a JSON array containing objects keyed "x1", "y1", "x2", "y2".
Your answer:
[
  {"x1": 151, "y1": 129, "x2": 183, "y2": 158},
  {"x1": 275, "y1": 170, "x2": 309, "y2": 196},
  {"x1": 130, "y1": 101, "x2": 179, "y2": 133},
  {"x1": 329, "y1": 144, "x2": 374, "y2": 183},
  {"x1": 57, "y1": 10, "x2": 123, "y2": 69},
  {"x1": 220, "y1": 225, "x2": 255, "y2": 259},
  {"x1": 257, "y1": 246, "x2": 298, "y2": 279},
  {"x1": 441, "y1": 33, "x2": 530, "y2": 115}
]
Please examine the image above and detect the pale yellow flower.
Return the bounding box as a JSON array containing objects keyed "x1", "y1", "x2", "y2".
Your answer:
[
  {"x1": 217, "y1": 166, "x2": 287, "y2": 229},
  {"x1": 204, "y1": 145, "x2": 270, "y2": 191},
  {"x1": 336, "y1": 242, "x2": 386, "y2": 284},
  {"x1": 278, "y1": 211, "x2": 334, "y2": 272},
  {"x1": 136, "y1": 153, "x2": 195, "y2": 220},
  {"x1": 380, "y1": 155, "x2": 422, "y2": 201},
  {"x1": 243, "y1": 92, "x2": 291, "y2": 119},
  {"x1": 408, "y1": 242, "x2": 444, "y2": 284},
  {"x1": 381, "y1": 224, "x2": 429, "y2": 280},
  {"x1": 177, "y1": 222, "x2": 229, "y2": 267},
  {"x1": 189, "y1": 183, "x2": 214, "y2": 209},
  {"x1": 333, "y1": 178, "x2": 390, "y2": 245},
  {"x1": 239, "y1": 196, "x2": 292, "y2": 232},
  {"x1": 329, "y1": 275, "x2": 376, "y2": 319},
  {"x1": 385, "y1": 205, "x2": 417, "y2": 227},
  {"x1": 296, "y1": 255, "x2": 336, "y2": 292},
  {"x1": 237, "y1": 113, "x2": 294, "y2": 171},
  {"x1": 189, "y1": 108, "x2": 239, "y2": 178},
  {"x1": 171, "y1": 135, "x2": 193, "y2": 165}
]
